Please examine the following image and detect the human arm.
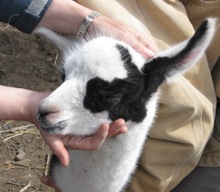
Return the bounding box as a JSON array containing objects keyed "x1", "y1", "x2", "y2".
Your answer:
[
  {"x1": 38, "y1": 0, "x2": 156, "y2": 57},
  {"x1": 0, "y1": 0, "x2": 156, "y2": 58}
]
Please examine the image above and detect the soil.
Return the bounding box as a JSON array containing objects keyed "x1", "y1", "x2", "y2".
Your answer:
[{"x1": 0, "y1": 23, "x2": 62, "y2": 192}]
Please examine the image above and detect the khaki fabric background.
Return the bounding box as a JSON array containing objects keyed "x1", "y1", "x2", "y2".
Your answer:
[
  {"x1": 184, "y1": 1, "x2": 220, "y2": 169},
  {"x1": 76, "y1": 0, "x2": 219, "y2": 191}
]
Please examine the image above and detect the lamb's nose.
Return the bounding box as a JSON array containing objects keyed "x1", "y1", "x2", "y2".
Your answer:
[
  {"x1": 38, "y1": 109, "x2": 49, "y2": 118},
  {"x1": 37, "y1": 107, "x2": 51, "y2": 122},
  {"x1": 37, "y1": 107, "x2": 60, "y2": 129},
  {"x1": 37, "y1": 103, "x2": 57, "y2": 120},
  {"x1": 37, "y1": 111, "x2": 50, "y2": 121}
]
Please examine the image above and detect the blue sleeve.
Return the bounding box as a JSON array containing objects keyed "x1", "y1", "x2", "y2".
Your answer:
[{"x1": 0, "y1": 0, "x2": 52, "y2": 34}]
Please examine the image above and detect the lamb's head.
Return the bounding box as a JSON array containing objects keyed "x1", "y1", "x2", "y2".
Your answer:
[{"x1": 36, "y1": 18, "x2": 215, "y2": 136}]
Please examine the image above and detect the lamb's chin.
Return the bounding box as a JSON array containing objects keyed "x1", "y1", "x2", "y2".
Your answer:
[
  {"x1": 62, "y1": 117, "x2": 112, "y2": 136},
  {"x1": 54, "y1": 124, "x2": 99, "y2": 137}
]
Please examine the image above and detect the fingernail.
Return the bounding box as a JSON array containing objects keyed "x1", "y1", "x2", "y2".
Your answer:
[
  {"x1": 144, "y1": 49, "x2": 155, "y2": 58},
  {"x1": 120, "y1": 126, "x2": 128, "y2": 133}
]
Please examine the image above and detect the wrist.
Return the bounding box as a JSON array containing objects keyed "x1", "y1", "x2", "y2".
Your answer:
[
  {"x1": 26, "y1": 91, "x2": 50, "y2": 126},
  {"x1": 77, "y1": 11, "x2": 102, "y2": 37},
  {"x1": 0, "y1": 86, "x2": 49, "y2": 125},
  {"x1": 38, "y1": 0, "x2": 92, "y2": 35}
]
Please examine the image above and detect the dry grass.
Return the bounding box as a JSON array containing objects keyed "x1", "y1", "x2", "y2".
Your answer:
[
  {"x1": 0, "y1": 121, "x2": 53, "y2": 192},
  {"x1": 0, "y1": 123, "x2": 37, "y2": 142}
]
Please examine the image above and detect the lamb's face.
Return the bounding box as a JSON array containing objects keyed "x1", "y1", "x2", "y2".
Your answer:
[
  {"x1": 38, "y1": 37, "x2": 148, "y2": 135},
  {"x1": 37, "y1": 19, "x2": 215, "y2": 136}
]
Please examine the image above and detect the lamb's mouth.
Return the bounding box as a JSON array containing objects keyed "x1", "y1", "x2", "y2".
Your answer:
[{"x1": 38, "y1": 120, "x2": 67, "y2": 134}]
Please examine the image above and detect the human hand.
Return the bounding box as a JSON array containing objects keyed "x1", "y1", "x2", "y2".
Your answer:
[
  {"x1": 39, "y1": 0, "x2": 157, "y2": 58},
  {"x1": 88, "y1": 15, "x2": 157, "y2": 58},
  {"x1": 39, "y1": 119, "x2": 127, "y2": 191},
  {"x1": 38, "y1": 118, "x2": 127, "y2": 166}
]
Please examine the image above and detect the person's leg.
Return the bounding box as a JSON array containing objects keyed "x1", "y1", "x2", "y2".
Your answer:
[{"x1": 171, "y1": 166, "x2": 220, "y2": 192}]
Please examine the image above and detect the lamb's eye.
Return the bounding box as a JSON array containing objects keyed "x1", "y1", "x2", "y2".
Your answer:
[
  {"x1": 96, "y1": 89, "x2": 122, "y2": 106},
  {"x1": 84, "y1": 77, "x2": 124, "y2": 112},
  {"x1": 104, "y1": 97, "x2": 121, "y2": 105}
]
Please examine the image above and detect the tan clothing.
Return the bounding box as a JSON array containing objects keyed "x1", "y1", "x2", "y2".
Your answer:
[
  {"x1": 183, "y1": 0, "x2": 220, "y2": 168},
  {"x1": 77, "y1": 0, "x2": 220, "y2": 191}
]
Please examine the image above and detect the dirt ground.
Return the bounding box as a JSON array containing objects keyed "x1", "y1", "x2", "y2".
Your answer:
[{"x1": 0, "y1": 23, "x2": 62, "y2": 192}]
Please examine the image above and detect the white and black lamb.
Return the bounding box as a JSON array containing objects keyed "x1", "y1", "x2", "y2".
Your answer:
[{"x1": 36, "y1": 18, "x2": 216, "y2": 192}]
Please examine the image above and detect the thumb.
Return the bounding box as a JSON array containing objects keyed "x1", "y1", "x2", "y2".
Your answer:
[
  {"x1": 50, "y1": 139, "x2": 70, "y2": 167},
  {"x1": 40, "y1": 130, "x2": 70, "y2": 167}
]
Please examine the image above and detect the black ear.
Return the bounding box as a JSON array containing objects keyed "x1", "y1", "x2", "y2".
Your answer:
[{"x1": 142, "y1": 18, "x2": 216, "y2": 95}]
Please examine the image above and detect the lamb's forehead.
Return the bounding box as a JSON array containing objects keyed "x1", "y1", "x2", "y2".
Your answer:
[
  {"x1": 80, "y1": 37, "x2": 129, "y2": 82},
  {"x1": 64, "y1": 36, "x2": 145, "y2": 82}
]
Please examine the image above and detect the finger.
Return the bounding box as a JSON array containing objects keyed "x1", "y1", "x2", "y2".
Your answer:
[
  {"x1": 110, "y1": 118, "x2": 125, "y2": 128},
  {"x1": 49, "y1": 139, "x2": 70, "y2": 167},
  {"x1": 135, "y1": 32, "x2": 158, "y2": 54},
  {"x1": 108, "y1": 125, "x2": 128, "y2": 138},
  {"x1": 62, "y1": 124, "x2": 109, "y2": 151},
  {"x1": 90, "y1": 123, "x2": 109, "y2": 149},
  {"x1": 114, "y1": 125, "x2": 128, "y2": 135},
  {"x1": 132, "y1": 41, "x2": 156, "y2": 59},
  {"x1": 107, "y1": 119, "x2": 126, "y2": 137},
  {"x1": 53, "y1": 143, "x2": 69, "y2": 167},
  {"x1": 41, "y1": 176, "x2": 61, "y2": 192},
  {"x1": 124, "y1": 28, "x2": 157, "y2": 58},
  {"x1": 119, "y1": 32, "x2": 156, "y2": 58}
]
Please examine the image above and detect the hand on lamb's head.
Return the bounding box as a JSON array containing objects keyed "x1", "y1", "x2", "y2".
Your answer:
[{"x1": 87, "y1": 16, "x2": 157, "y2": 58}]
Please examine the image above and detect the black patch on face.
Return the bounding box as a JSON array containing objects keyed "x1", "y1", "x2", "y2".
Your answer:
[
  {"x1": 83, "y1": 44, "x2": 153, "y2": 123},
  {"x1": 84, "y1": 19, "x2": 211, "y2": 123}
]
